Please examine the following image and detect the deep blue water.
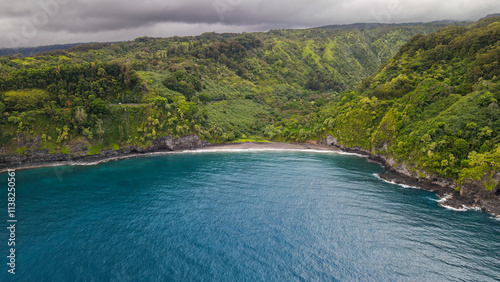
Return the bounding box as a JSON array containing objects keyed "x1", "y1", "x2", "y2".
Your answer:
[{"x1": 1, "y1": 150, "x2": 500, "y2": 281}]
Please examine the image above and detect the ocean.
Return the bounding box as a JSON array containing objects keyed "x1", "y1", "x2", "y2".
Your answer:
[{"x1": 1, "y1": 150, "x2": 499, "y2": 281}]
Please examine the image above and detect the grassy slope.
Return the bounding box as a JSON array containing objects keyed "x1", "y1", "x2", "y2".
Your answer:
[
  {"x1": 0, "y1": 22, "x2": 448, "y2": 155},
  {"x1": 1, "y1": 18, "x2": 498, "y2": 191}
]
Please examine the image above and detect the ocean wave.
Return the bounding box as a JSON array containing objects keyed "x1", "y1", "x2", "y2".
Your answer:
[
  {"x1": 440, "y1": 204, "x2": 482, "y2": 212},
  {"x1": 435, "y1": 194, "x2": 451, "y2": 203},
  {"x1": 440, "y1": 204, "x2": 468, "y2": 212},
  {"x1": 179, "y1": 148, "x2": 368, "y2": 157},
  {"x1": 430, "y1": 194, "x2": 485, "y2": 213},
  {"x1": 436, "y1": 194, "x2": 482, "y2": 212},
  {"x1": 1, "y1": 147, "x2": 367, "y2": 173},
  {"x1": 372, "y1": 173, "x2": 419, "y2": 189}
]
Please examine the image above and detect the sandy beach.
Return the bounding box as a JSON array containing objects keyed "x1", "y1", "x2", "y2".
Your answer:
[
  {"x1": 0, "y1": 142, "x2": 347, "y2": 173},
  {"x1": 2, "y1": 140, "x2": 498, "y2": 218}
]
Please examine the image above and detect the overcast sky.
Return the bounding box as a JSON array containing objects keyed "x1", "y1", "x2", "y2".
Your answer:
[{"x1": 1, "y1": 0, "x2": 498, "y2": 48}]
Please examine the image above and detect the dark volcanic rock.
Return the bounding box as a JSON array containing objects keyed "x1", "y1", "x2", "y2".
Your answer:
[
  {"x1": 0, "y1": 134, "x2": 211, "y2": 171},
  {"x1": 319, "y1": 134, "x2": 500, "y2": 217}
]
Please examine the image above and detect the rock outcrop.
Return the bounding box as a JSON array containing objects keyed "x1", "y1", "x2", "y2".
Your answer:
[
  {"x1": 0, "y1": 135, "x2": 210, "y2": 171},
  {"x1": 319, "y1": 134, "x2": 500, "y2": 216}
]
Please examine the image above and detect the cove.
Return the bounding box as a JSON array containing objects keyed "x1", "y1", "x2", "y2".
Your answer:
[{"x1": 1, "y1": 151, "x2": 499, "y2": 281}]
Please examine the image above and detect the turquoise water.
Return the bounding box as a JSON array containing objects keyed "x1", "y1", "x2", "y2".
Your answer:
[{"x1": 1, "y1": 151, "x2": 500, "y2": 281}]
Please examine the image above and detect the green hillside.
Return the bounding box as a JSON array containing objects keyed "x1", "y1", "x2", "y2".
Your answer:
[
  {"x1": 0, "y1": 22, "x2": 448, "y2": 154},
  {"x1": 309, "y1": 17, "x2": 500, "y2": 190},
  {"x1": 1, "y1": 17, "x2": 499, "y2": 193}
]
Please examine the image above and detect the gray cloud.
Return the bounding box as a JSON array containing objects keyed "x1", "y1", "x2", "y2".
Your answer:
[{"x1": 1, "y1": 0, "x2": 498, "y2": 48}]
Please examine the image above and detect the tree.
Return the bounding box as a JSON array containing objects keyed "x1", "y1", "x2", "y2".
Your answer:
[
  {"x1": 162, "y1": 76, "x2": 179, "y2": 91},
  {"x1": 91, "y1": 98, "x2": 109, "y2": 115},
  {"x1": 74, "y1": 107, "x2": 87, "y2": 124},
  {"x1": 453, "y1": 138, "x2": 469, "y2": 158},
  {"x1": 198, "y1": 93, "x2": 211, "y2": 102},
  {"x1": 96, "y1": 119, "x2": 105, "y2": 140},
  {"x1": 162, "y1": 70, "x2": 201, "y2": 100}
]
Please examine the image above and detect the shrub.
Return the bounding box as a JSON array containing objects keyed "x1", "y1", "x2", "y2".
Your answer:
[{"x1": 4, "y1": 89, "x2": 50, "y2": 111}]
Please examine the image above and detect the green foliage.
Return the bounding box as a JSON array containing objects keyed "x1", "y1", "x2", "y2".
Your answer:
[
  {"x1": 162, "y1": 70, "x2": 201, "y2": 100},
  {"x1": 316, "y1": 17, "x2": 500, "y2": 190},
  {"x1": 459, "y1": 146, "x2": 500, "y2": 190},
  {"x1": 16, "y1": 146, "x2": 28, "y2": 155},
  {"x1": 91, "y1": 98, "x2": 109, "y2": 115},
  {"x1": 87, "y1": 144, "x2": 102, "y2": 155},
  {"x1": 74, "y1": 107, "x2": 88, "y2": 124},
  {"x1": 478, "y1": 92, "x2": 497, "y2": 106},
  {"x1": 202, "y1": 100, "x2": 268, "y2": 142},
  {"x1": 1, "y1": 17, "x2": 493, "y2": 193},
  {"x1": 306, "y1": 71, "x2": 346, "y2": 92},
  {"x1": 4, "y1": 89, "x2": 50, "y2": 111}
]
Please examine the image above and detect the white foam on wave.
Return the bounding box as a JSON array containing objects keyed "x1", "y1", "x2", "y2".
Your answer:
[
  {"x1": 0, "y1": 160, "x2": 105, "y2": 173},
  {"x1": 440, "y1": 204, "x2": 468, "y2": 212},
  {"x1": 435, "y1": 194, "x2": 483, "y2": 212},
  {"x1": 440, "y1": 204, "x2": 481, "y2": 212},
  {"x1": 434, "y1": 194, "x2": 451, "y2": 203},
  {"x1": 2, "y1": 147, "x2": 368, "y2": 173},
  {"x1": 371, "y1": 173, "x2": 491, "y2": 216},
  {"x1": 31, "y1": 152, "x2": 163, "y2": 170},
  {"x1": 372, "y1": 175, "x2": 485, "y2": 215},
  {"x1": 179, "y1": 148, "x2": 368, "y2": 157},
  {"x1": 372, "y1": 173, "x2": 420, "y2": 189}
]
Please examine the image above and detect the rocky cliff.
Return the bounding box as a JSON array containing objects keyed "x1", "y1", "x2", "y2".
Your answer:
[
  {"x1": 318, "y1": 134, "x2": 500, "y2": 216},
  {"x1": 0, "y1": 135, "x2": 210, "y2": 171}
]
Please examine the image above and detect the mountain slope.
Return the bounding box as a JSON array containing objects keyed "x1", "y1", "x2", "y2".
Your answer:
[
  {"x1": 0, "y1": 22, "x2": 449, "y2": 157},
  {"x1": 316, "y1": 17, "x2": 500, "y2": 196}
]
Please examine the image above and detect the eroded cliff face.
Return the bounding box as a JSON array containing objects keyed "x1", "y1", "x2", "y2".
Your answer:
[
  {"x1": 319, "y1": 134, "x2": 457, "y2": 186},
  {"x1": 0, "y1": 135, "x2": 210, "y2": 170},
  {"x1": 458, "y1": 173, "x2": 500, "y2": 215},
  {"x1": 318, "y1": 134, "x2": 371, "y2": 154},
  {"x1": 319, "y1": 134, "x2": 500, "y2": 216}
]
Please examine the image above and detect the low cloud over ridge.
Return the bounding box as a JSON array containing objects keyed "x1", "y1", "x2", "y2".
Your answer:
[{"x1": 1, "y1": 0, "x2": 498, "y2": 48}]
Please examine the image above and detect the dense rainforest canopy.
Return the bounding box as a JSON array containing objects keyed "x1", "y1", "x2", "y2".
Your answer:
[
  {"x1": 0, "y1": 17, "x2": 498, "y2": 190},
  {"x1": 312, "y1": 17, "x2": 500, "y2": 190}
]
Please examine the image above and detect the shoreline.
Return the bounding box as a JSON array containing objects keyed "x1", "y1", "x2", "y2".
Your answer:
[
  {"x1": 373, "y1": 170, "x2": 497, "y2": 216},
  {"x1": 1, "y1": 140, "x2": 498, "y2": 218},
  {"x1": 0, "y1": 142, "x2": 348, "y2": 174},
  {"x1": 332, "y1": 145, "x2": 500, "y2": 219}
]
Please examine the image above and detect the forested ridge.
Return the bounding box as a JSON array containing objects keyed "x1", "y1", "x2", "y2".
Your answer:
[
  {"x1": 311, "y1": 17, "x2": 500, "y2": 191},
  {"x1": 1, "y1": 17, "x2": 499, "y2": 192},
  {"x1": 0, "y1": 22, "x2": 447, "y2": 149}
]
